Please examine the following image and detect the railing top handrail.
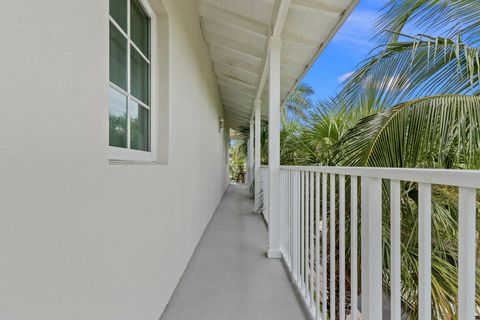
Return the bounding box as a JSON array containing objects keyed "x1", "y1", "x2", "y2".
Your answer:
[{"x1": 278, "y1": 165, "x2": 480, "y2": 188}]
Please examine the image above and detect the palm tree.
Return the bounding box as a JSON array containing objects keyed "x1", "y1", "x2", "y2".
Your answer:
[
  {"x1": 333, "y1": 1, "x2": 480, "y2": 317},
  {"x1": 282, "y1": 82, "x2": 315, "y2": 120},
  {"x1": 274, "y1": 1, "x2": 480, "y2": 317},
  {"x1": 340, "y1": 0, "x2": 480, "y2": 107},
  {"x1": 332, "y1": 95, "x2": 480, "y2": 317}
]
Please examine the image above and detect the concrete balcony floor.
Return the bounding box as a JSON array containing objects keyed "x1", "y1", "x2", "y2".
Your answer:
[{"x1": 160, "y1": 184, "x2": 308, "y2": 320}]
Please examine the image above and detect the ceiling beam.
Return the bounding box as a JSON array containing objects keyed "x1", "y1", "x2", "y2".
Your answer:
[
  {"x1": 219, "y1": 82, "x2": 256, "y2": 94},
  {"x1": 290, "y1": 0, "x2": 344, "y2": 17},
  {"x1": 215, "y1": 71, "x2": 257, "y2": 89},
  {"x1": 221, "y1": 93, "x2": 254, "y2": 105},
  {"x1": 214, "y1": 61, "x2": 259, "y2": 79},
  {"x1": 213, "y1": 66, "x2": 258, "y2": 85},
  {"x1": 219, "y1": 85, "x2": 256, "y2": 98},
  {"x1": 208, "y1": 45, "x2": 262, "y2": 67},
  {"x1": 217, "y1": 75, "x2": 256, "y2": 90},
  {"x1": 223, "y1": 100, "x2": 251, "y2": 112},
  {"x1": 223, "y1": 97, "x2": 252, "y2": 109},
  {"x1": 225, "y1": 106, "x2": 251, "y2": 116},
  {"x1": 209, "y1": 44, "x2": 262, "y2": 64},
  {"x1": 226, "y1": 114, "x2": 249, "y2": 123},
  {"x1": 199, "y1": 2, "x2": 270, "y2": 38},
  {"x1": 210, "y1": 52, "x2": 261, "y2": 75},
  {"x1": 203, "y1": 29, "x2": 265, "y2": 60},
  {"x1": 212, "y1": 60, "x2": 259, "y2": 78},
  {"x1": 283, "y1": 31, "x2": 319, "y2": 48}
]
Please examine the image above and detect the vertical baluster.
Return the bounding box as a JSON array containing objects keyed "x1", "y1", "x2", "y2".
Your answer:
[
  {"x1": 391, "y1": 180, "x2": 401, "y2": 320},
  {"x1": 306, "y1": 171, "x2": 310, "y2": 297},
  {"x1": 301, "y1": 171, "x2": 305, "y2": 291},
  {"x1": 310, "y1": 171, "x2": 314, "y2": 307},
  {"x1": 287, "y1": 171, "x2": 291, "y2": 267},
  {"x1": 315, "y1": 172, "x2": 321, "y2": 319},
  {"x1": 285, "y1": 171, "x2": 292, "y2": 266},
  {"x1": 339, "y1": 175, "x2": 346, "y2": 320},
  {"x1": 293, "y1": 171, "x2": 299, "y2": 283},
  {"x1": 458, "y1": 187, "x2": 476, "y2": 320},
  {"x1": 291, "y1": 171, "x2": 294, "y2": 268},
  {"x1": 418, "y1": 183, "x2": 431, "y2": 320},
  {"x1": 289, "y1": 171, "x2": 293, "y2": 267},
  {"x1": 284, "y1": 171, "x2": 287, "y2": 257},
  {"x1": 363, "y1": 177, "x2": 383, "y2": 320},
  {"x1": 281, "y1": 171, "x2": 285, "y2": 257},
  {"x1": 297, "y1": 171, "x2": 301, "y2": 284},
  {"x1": 322, "y1": 173, "x2": 328, "y2": 318},
  {"x1": 330, "y1": 173, "x2": 336, "y2": 320},
  {"x1": 360, "y1": 177, "x2": 369, "y2": 319},
  {"x1": 350, "y1": 176, "x2": 358, "y2": 320}
]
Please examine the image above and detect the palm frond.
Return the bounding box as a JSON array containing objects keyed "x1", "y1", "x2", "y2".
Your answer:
[
  {"x1": 374, "y1": 0, "x2": 480, "y2": 45},
  {"x1": 283, "y1": 82, "x2": 315, "y2": 120},
  {"x1": 340, "y1": 36, "x2": 480, "y2": 107},
  {"x1": 333, "y1": 94, "x2": 480, "y2": 168}
]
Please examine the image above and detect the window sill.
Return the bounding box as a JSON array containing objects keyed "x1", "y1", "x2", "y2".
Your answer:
[
  {"x1": 108, "y1": 146, "x2": 162, "y2": 164},
  {"x1": 109, "y1": 159, "x2": 166, "y2": 165}
]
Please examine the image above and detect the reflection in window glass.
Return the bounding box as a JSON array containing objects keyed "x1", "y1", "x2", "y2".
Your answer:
[
  {"x1": 131, "y1": 46, "x2": 150, "y2": 105},
  {"x1": 109, "y1": 22, "x2": 128, "y2": 91},
  {"x1": 130, "y1": 100, "x2": 150, "y2": 151},
  {"x1": 109, "y1": 87, "x2": 128, "y2": 148},
  {"x1": 130, "y1": 0, "x2": 150, "y2": 58},
  {"x1": 109, "y1": 0, "x2": 128, "y2": 32}
]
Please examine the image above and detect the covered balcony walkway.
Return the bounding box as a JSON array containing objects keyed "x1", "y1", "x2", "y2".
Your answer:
[{"x1": 160, "y1": 184, "x2": 308, "y2": 320}]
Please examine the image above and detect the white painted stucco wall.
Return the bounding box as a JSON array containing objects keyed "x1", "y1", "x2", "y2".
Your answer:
[{"x1": 0, "y1": 1, "x2": 229, "y2": 319}]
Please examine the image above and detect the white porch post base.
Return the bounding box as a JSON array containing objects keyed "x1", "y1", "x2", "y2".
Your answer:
[{"x1": 267, "y1": 249, "x2": 282, "y2": 259}]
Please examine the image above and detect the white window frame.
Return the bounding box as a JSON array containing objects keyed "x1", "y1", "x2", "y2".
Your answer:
[{"x1": 109, "y1": 0, "x2": 158, "y2": 162}]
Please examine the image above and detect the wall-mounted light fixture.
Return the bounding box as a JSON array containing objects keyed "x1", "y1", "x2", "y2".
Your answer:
[{"x1": 218, "y1": 118, "x2": 224, "y2": 132}]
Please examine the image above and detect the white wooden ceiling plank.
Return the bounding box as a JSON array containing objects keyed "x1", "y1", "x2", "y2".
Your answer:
[
  {"x1": 213, "y1": 61, "x2": 259, "y2": 78},
  {"x1": 223, "y1": 98, "x2": 252, "y2": 109},
  {"x1": 214, "y1": 70, "x2": 257, "y2": 88},
  {"x1": 218, "y1": 75, "x2": 257, "y2": 90},
  {"x1": 290, "y1": 0, "x2": 343, "y2": 17},
  {"x1": 282, "y1": 31, "x2": 319, "y2": 47},
  {"x1": 219, "y1": 85, "x2": 256, "y2": 98},
  {"x1": 199, "y1": 2, "x2": 270, "y2": 38},
  {"x1": 203, "y1": 28, "x2": 265, "y2": 60},
  {"x1": 210, "y1": 45, "x2": 262, "y2": 64},
  {"x1": 210, "y1": 52, "x2": 261, "y2": 75},
  {"x1": 221, "y1": 92, "x2": 254, "y2": 104}
]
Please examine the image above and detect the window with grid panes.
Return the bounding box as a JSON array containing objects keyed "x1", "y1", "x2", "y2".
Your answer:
[{"x1": 109, "y1": 0, "x2": 152, "y2": 155}]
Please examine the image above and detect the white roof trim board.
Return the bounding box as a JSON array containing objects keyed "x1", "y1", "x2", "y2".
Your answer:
[{"x1": 199, "y1": 0, "x2": 359, "y2": 129}]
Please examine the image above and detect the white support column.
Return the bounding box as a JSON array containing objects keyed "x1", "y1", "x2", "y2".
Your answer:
[
  {"x1": 248, "y1": 119, "x2": 254, "y2": 185},
  {"x1": 254, "y1": 98, "x2": 262, "y2": 211},
  {"x1": 267, "y1": 36, "x2": 282, "y2": 259}
]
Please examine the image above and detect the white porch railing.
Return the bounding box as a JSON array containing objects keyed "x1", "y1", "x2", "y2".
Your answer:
[{"x1": 261, "y1": 165, "x2": 479, "y2": 320}]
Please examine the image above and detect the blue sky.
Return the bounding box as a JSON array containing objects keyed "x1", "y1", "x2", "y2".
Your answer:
[{"x1": 302, "y1": 0, "x2": 388, "y2": 101}]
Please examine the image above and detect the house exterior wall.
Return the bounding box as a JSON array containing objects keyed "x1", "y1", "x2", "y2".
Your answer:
[{"x1": 0, "y1": 1, "x2": 229, "y2": 319}]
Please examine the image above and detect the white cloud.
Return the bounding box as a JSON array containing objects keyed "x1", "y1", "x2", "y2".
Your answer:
[
  {"x1": 332, "y1": 9, "x2": 378, "y2": 49},
  {"x1": 338, "y1": 72, "x2": 354, "y2": 82}
]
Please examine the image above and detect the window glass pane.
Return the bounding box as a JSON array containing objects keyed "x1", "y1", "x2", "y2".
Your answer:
[
  {"x1": 109, "y1": 22, "x2": 128, "y2": 91},
  {"x1": 109, "y1": 0, "x2": 127, "y2": 32},
  {"x1": 109, "y1": 87, "x2": 128, "y2": 148},
  {"x1": 130, "y1": 46, "x2": 150, "y2": 105},
  {"x1": 130, "y1": 100, "x2": 150, "y2": 151},
  {"x1": 130, "y1": 0, "x2": 150, "y2": 58}
]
